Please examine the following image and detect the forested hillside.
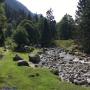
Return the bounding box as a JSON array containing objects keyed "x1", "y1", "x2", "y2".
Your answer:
[{"x1": 0, "y1": 0, "x2": 57, "y2": 50}]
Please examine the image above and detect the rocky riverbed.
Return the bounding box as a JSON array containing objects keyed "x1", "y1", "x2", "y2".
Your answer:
[{"x1": 38, "y1": 48, "x2": 90, "y2": 86}]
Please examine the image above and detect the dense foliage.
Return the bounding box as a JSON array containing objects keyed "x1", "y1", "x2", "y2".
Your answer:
[
  {"x1": 0, "y1": 1, "x2": 57, "y2": 49},
  {"x1": 0, "y1": 1, "x2": 7, "y2": 46},
  {"x1": 57, "y1": 14, "x2": 75, "y2": 40}
]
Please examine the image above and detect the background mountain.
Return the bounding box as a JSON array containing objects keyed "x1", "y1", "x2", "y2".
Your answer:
[
  {"x1": 5, "y1": 0, "x2": 32, "y2": 15},
  {"x1": 4, "y1": 0, "x2": 34, "y2": 25}
]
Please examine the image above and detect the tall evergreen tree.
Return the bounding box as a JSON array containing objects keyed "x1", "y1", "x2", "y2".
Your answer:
[
  {"x1": 76, "y1": 0, "x2": 90, "y2": 53},
  {"x1": 57, "y1": 14, "x2": 75, "y2": 40},
  {"x1": 46, "y1": 8, "x2": 56, "y2": 39},
  {"x1": 41, "y1": 18, "x2": 52, "y2": 47},
  {"x1": 0, "y1": 1, "x2": 7, "y2": 46},
  {"x1": 0, "y1": 0, "x2": 4, "y2": 3},
  {"x1": 46, "y1": 8, "x2": 54, "y2": 21}
]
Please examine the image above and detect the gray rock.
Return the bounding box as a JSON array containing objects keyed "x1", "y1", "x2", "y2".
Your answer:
[
  {"x1": 17, "y1": 60, "x2": 29, "y2": 66},
  {"x1": 29, "y1": 54, "x2": 40, "y2": 64},
  {"x1": 13, "y1": 54, "x2": 23, "y2": 61}
]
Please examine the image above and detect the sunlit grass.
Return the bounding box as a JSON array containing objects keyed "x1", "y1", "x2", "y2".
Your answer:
[{"x1": 54, "y1": 40, "x2": 75, "y2": 49}]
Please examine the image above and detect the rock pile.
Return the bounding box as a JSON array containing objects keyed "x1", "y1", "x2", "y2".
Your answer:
[
  {"x1": 13, "y1": 54, "x2": 29, "y2": 66},
  {"x1": 39, "y1": 48, "x2": 90, "y2": 86}
]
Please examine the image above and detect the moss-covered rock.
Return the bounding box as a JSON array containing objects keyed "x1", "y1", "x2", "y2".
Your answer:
[{"x1": 29, "y1": 54, "x2": 40, "y2": 64}]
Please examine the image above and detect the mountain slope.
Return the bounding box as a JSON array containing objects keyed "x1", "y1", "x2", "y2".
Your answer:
[{"x1": 5, "y1": 0, "x2": 32, "y2": 15}]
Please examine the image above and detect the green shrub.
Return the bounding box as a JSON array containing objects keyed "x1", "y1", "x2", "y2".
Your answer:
[{"x1": 5, "y1": 37, "x2": 17, "y2": 51}]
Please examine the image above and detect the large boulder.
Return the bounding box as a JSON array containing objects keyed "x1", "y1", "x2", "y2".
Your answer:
[
  {"x1": 13, "y1": 54, "x2": 23, "y2": 61},
  {"x1": 73, "y1": 78, "x2": 86, "y2": 85},
  {"x1": 24, "y1": 45, "x2": 30, "y2": 52},
  {"x1": 17, "y1": 60, "x2": 29, "y2": 66},
  {"x1": 74, "y1": 80, "x2": 86, "y2": 85},
  {"x1": 87, "y1": 78, "x2": 90, "y2": 85},
  {"x1": 43, "y1": 48, "x2": 48, "y2": 53},
  {"x1": 29, "y1": 54, "x2": 40, "y2": 64}
]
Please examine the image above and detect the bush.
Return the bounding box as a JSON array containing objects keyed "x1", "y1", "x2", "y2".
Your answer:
[
  {"x1": 13, "y1": 27, "x2": 29, "y2": 47},
  {"x1": 5, "y1": 37, "x2": 17, "y2": 51}
]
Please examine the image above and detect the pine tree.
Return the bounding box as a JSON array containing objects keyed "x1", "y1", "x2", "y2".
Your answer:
[
  {"x1": 0, "y1": 1, "x2": 7, "y2": 46},
  {"x1": 57, "y1": 14, "x2": 75, "y2": 40},
  {"x1": 76, "y1": 0, "x2": 90, "y2": 53},
  {"x1": 46, "y1": 8, "x2": 56, "y2": 40},
  {"x1": 0, "y1": 0, "x2": 4, "y2": 3},
  {"x1": 41, "y1": 18, "x2": 52, "y2": 47}
]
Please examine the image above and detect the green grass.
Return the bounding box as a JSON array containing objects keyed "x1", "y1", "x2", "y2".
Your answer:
[
  {"x1": 0, "y1": 48, "x2": 90, "y2": 90},
  {"x1": 54, "y1": 40, "x2": 76, "y2": 50}
]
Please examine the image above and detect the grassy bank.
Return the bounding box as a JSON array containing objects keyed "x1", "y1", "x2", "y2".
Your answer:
[{"x1": 54, "y1": 40, "x2": 77, "y2": 51}]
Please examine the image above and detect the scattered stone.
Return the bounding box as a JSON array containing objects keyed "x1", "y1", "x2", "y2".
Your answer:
[
  {"x1": 29, "y1": 73, "x2": 39, "y2": 77},
  {"x1": 29, "y1": 74, "x2": 35, "y2": 77},
  {"x1": 35, "y1": 64, "x2": 38, "y2": 67},
  {"x1": 29, "y1": 54, "x2": 40, "y2": 64},
  {"x1": 17, "y1": 60, "x2": 29, "y2": 66},
  {"x1": 73, "y1": 79, "x2": 86, "y2": 85},
  {"x1": 50, "y1": 69, "x2": 59, "y2": 75},
  {"x1": 87, "y1": 78, "x2": 90, "y2": 85},
  {"x1": 24, "y1": 45, "x2": 30, "y2": 52},
  {"x1": 36, "y1": 73, "x2": 39, "y2": 76}
]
